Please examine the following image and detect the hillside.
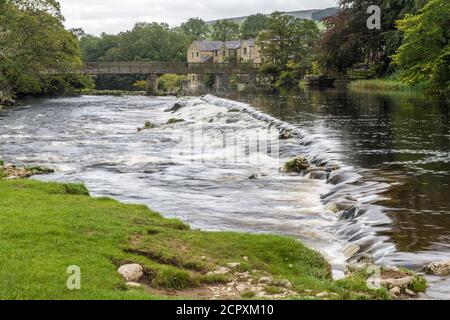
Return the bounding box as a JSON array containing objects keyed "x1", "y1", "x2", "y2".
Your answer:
[{"x1": 205, "y1": 7, "x2": 339, "y2": 25}]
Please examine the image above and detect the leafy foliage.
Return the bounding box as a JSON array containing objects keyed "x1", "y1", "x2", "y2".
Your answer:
[
  {"x1": 257, "y1": 12, "x2": 320, "y2": 87},
  {"x1": 180, "y1": 18, "x2": 209, "y2": 40},
  {"x1": 317, "y1": 0, "x2": 426, "y2": 75},
  {"x1": 211, "y1": 19, "x2": 240, "y2": 41},
  {"x1": 240, "y1": 13, "x2": 269, "y2": 38},
  {"x1": 0, "y1": 0, "x2": 92, "y2": 97},
  {"x1": 393, "y1": 0, "x2": 450, "y2": 94}
]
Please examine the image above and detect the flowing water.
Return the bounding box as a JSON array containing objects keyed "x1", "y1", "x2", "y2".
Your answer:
[{"x1": 0, "y1": 88, "x2": 449, "y2": 299}]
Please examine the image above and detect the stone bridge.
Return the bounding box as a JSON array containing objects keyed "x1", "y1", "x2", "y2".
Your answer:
[{"x1": 82, "y1": 62, "x2": 260, "y2": 92}]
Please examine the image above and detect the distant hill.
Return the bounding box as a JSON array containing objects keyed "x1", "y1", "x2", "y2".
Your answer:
[{"x1": 205, "y1": 7, "x2": 339, "y2": 25}]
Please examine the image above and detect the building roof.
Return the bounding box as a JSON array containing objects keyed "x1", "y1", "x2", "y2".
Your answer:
[
  {"x1": 195, "y1": 41, "x2": 224, "y2": 52},
  {"x1": 193, "y1": 39, "x2": 257, "y2": 52},
  {"x1": 224, "y1": 40, "x2": 242, "y2": 50}
]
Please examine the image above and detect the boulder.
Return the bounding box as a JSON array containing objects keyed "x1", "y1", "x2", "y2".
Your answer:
[
  {"x1": 258, "y1": 276, "x2": 273, "y2": 284},
  {"x1": 422, "y1": 260, "x2": 450, "y2": 276},
  {"x1": 165, "y1": 102, "x2": 185, "y2": 113},
  {"x1": 279, "y1": 130, "x2": 294, "y2": 140},
  {"x1": 274, "y1": 279, "x2": 293, "y2": 289},
  {"x1": 316, "y1": 292, "x2": 329, "y2": 298},
  {"x1": 118, "y1": 264, "x2": 144, "y2": 282},
  {"x1": 126, "y1": 282, "x2": 142, "y2": 288},
  {"x1": 389, "y1": 287, "x2": 401, "y2": 297},
  {"x1": 343, "y1": 244, "x2": 361, "y2": 259},
  {"x1": 381, "y1": 276, "x2": 414, "y2": 289},
  {"x1": 281, "y1": 156, "x2": 310, "y2": 174},
  {"x1": 207, "y1": 266, "x2": 230, "y2": 275},
  {"x1": 405, "y1": 289, "x2": 416, "y2": 297},
  {"x1": 226, "y1": 263, "x2": 241, "y2": 269},
  {"x1": 167, "y1": 118, "x2": 186, "y2": 125},
  {"x1": 137, "y1": 121, "x2": 155, "y2": 132}
]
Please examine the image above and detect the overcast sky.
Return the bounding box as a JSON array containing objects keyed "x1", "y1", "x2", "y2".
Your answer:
[{"x1": 58, "y1": 0, "x2": 337, "y2": 35}]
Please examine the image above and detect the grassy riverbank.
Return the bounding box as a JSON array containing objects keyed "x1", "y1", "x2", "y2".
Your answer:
[
  {"x1": 0, "y1": 177, "x2": 393, "y2": 300},
  {"x1": 349, "y1": 79, "x2": 429, "y2": 94}
]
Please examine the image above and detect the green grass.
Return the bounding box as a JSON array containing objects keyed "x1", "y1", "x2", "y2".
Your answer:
[
  {"x1": 0, "y1": 179, "x2": 389, "y2": 300},
  {"x1": 349, "y1": 79, "x2": 428, "y2": 93}
]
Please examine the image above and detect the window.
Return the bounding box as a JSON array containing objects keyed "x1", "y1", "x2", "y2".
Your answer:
[
  {"x1": 223, "y1": 50, "x2": 226, "y2": 56},
  {"x1": 243, "y1": 48, "x2": 247, "y2": 55},
  {"x1": 192, "y1": 52, "x2": 194, "y2": 58},
  {"x1": 196, "y1": 52, "x2": 199, "y2": 57},
  {"x1": 214, "y1": 51, "x2": 218, "y2": 57}
]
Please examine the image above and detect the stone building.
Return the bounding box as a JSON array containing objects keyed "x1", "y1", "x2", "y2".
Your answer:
[{"x1": 186, "y1": 39, "x2": 261, "y2": 90}]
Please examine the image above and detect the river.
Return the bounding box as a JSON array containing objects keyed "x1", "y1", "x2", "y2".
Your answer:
[{"x1": 0, "y1": 88, "x2": 449, "y2": 299}]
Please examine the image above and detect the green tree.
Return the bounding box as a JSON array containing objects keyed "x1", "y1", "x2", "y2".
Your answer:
[
  {"x1": 211, "y1": 20, "x2": 240, "y2": 41},
  {"x1": 393, "y1": 0, "x2": 450, "y2": 94},
  {"x1": 0, "y1": 0, "x2": 91, "y2": 98},
  {"x1": 257, "y1": 12, "x2": 320, "y2": 87},
  {"x1": 317, "y1": 0, "x2": 426, "y2": 75},
  {"x1": 240, "y1": 13, "x2": 269, "y2": 38},
  {"x1": 181, "y1": 18, "x2": 209, "y2": 40}
]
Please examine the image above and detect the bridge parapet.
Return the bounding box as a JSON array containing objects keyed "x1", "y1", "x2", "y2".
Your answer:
[{"x1": 82, "y1": 62, "x2": 260, "y2": 75}]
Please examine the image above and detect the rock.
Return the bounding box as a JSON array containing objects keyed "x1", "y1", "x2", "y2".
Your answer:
[
  {"x1": 167, "y1": 118, "x2": 186, "y2": 125},
  {"x1": 243, "y1": 256, "x2": 249, "y2": 261},
  {"x1": 346, "y1": 262, "x2": 370, "y2": 273},
  {"x1": 316, "y1": 292, "x2": 329, "y2": 298},
  {"x1": 258, "y1": 276, "x2": 273, "y2": 284},
  {"x1": 275, "y1": 279, "x2": 293, "y2": 289},
  {"x1": 279, "y1": 130, "x2": 293, "y2": 140},
  {"x1": 165, "y1": 102, "x2": 184, "y2": 113},
  {"x1": 343, "y1": 244, "x2": 361, "y2": 259},
  {"x1": 137, "y1": 121, "x2": 155, "y2": 132},
  {"x1": 384, "y1": 266, "x2": 401, "y2": 273},
  {"x1": 381, "y1": 276, "x2": 414, "y2": 289},
  {"x1": 248, "y1": 174, "x2": 258, "y2": 180},
  {"x1": 228, "y1": 108, "x2": 240, "y2": 113},
  {"x1": 118, "y1": 264, "x2": 144, "y2": 282},
  {"x1": 207, "y1": 266, "x2": 230, "y2": 275},
  {"x1": 405, "y1": 289, "x2": 416, "y2": 297},
  {"x1": 226, "y1": 263, "x2": 241, "y2": 269},
  {"x1": 281, "y1": 156, "x2": 310, "y2": 174},
  {"x1": 389, "y1": 287, "x2": 401, "y2": 297},
  {"x1": 126, "y1": 282, "x2": 142, "y2": 288},
  {"x1": 422, "y1": 260, "x2": 450, "y2": 276}
]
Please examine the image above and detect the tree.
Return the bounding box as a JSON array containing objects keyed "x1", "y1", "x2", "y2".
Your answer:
[
  {"x1": 317, "y1": 0, "x2": 427, "y2": 75},
  {"x1": 0, "y1": 0, "x2": 91, "y2": 98},
  {"x1": 211, "y1": 20, "x2": 240, "y2": 41},
  {"x1": 240, "y1": 13, "x2": 269, "y2": 38},
  {"x1": 393, "y1": 0, "x2": 450, "y2": 94},
  {"x1": 181, "y1": 18, "x2": 209, "y2": 40},
  {"x1": 316, "y1": 10, "x2": 363, "y2": 73},
  {"x1": 78, "y1": 22, "x2": 192, "y2": 90},
  {"x1": 257, "y1": 12, "x2": 320, "y2": 87}
]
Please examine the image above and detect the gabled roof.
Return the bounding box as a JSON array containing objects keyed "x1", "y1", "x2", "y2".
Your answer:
[
  {"x1": 192, "y1": 39, "x2": 257, "y2": 52},
  {"x1": 194, "y1": 41, "x2": 224, "y2": 52},
  {"x1": 224, "y1": 40, "x2": 242, "y2": 50}
]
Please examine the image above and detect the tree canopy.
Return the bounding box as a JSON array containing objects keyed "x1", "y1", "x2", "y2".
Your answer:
[
  {"x1": 80, "y1": 22, "x2": 191, "y2": 62},
  {"x1": 181, "y1": 18, "x2": 209, "y2": 40},
  {"x1": 211, "y1": 20, "x2": 240, "y2": 41},
  {"x1": 0, "y1": 0, "x2": 92, "y2": 99},
  {"x1": 240, "y1": 13, "x2": 269, "y2": 38},
  {"x1": 393, "y1": 0, "x2": 450, "y2": 94},
  {"x1": 257, "y1": 12, "x2": 320, "y2": 87}
]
